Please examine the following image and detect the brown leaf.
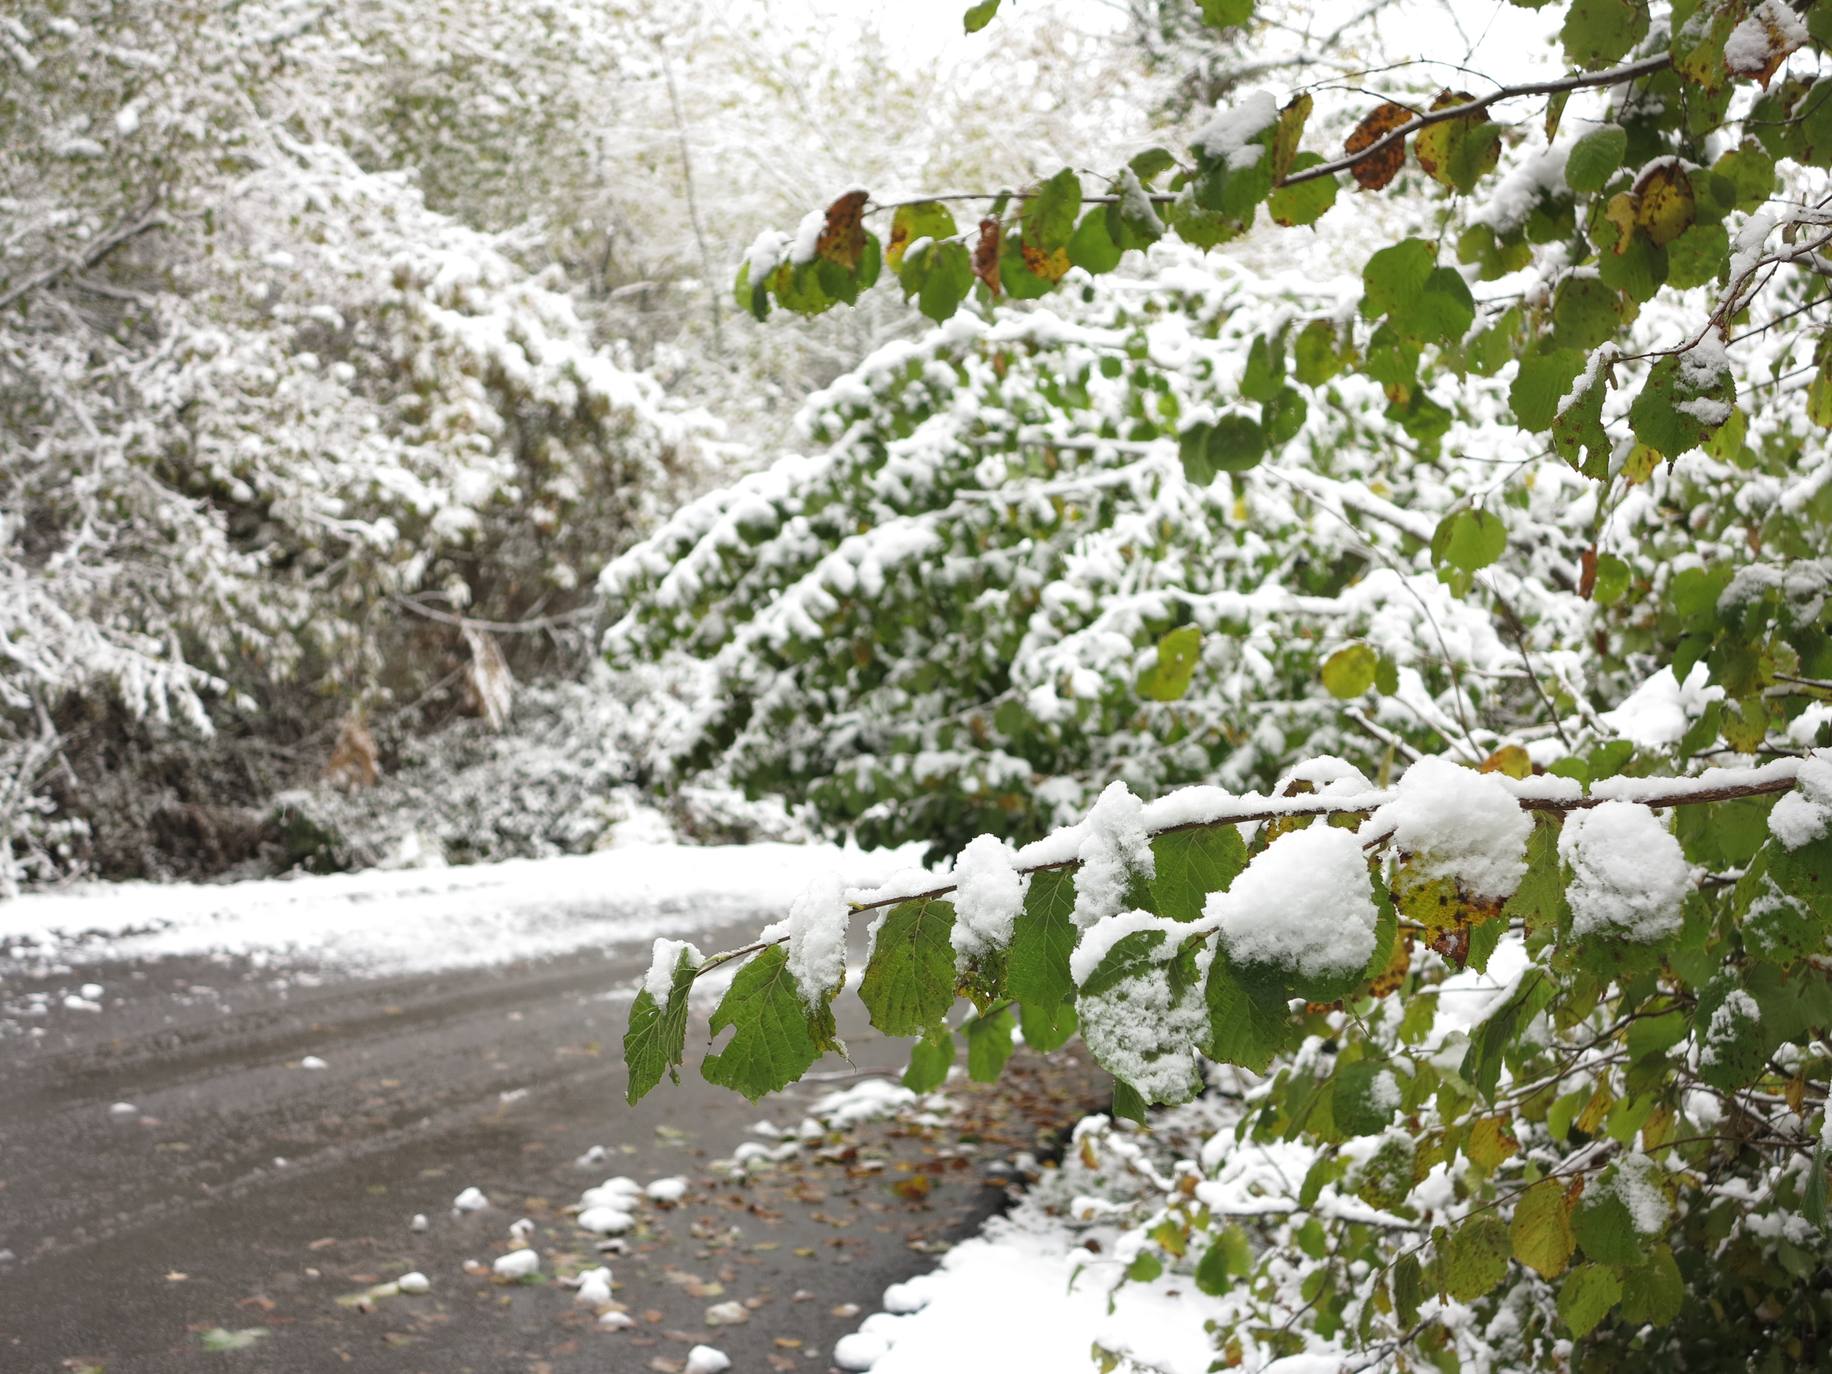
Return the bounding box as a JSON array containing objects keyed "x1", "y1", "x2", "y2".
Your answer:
[
  {"x1": 325, "y1": 712, "x2": 378, "y2": 789},
  {"x1": 1727, "y1": 8, "x2": 1805, "y2": 88},
  {"x1": 814, "y1": 190, "x2": 869, "y2": 271},
  {"x1": 1578, "y1": 545, "x2": 1598, "y2": 599},
  {"x1": 1343, "y1": 102, "x2": 1413, "y2": 191},
  {"x1": 973, "y1": 218, "x2": 1001, "y2": 295}
]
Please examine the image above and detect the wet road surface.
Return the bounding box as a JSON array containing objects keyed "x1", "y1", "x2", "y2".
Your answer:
[{"x1": 0, "y1": 911, "x2": 1102, "y2": 1373}]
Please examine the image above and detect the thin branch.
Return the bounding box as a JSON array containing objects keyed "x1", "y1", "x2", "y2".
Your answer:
[
  {"x1": 1278, "y1": 52, "x2": 1674, "y2": 188},
  {"x1": 0, "y1": 210, "x2": 168, "y2": 313}
]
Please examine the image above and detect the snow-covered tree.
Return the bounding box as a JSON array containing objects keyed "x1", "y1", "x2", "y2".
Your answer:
[{"x1": 619, "y1": 0, "x2": 1832, "y2": 1366}]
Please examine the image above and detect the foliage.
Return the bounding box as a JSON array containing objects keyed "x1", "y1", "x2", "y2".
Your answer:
[{"x1": 618, "y1": 0, "x2": 1832, "y2": 1367}]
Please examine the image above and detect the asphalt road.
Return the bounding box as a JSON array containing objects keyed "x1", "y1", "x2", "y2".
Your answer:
[{"x1": 0, "y1": 911, "x2": 1103, "y2": 1373}]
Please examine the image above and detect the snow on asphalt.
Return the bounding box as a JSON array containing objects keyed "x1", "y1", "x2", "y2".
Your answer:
[{"x1": 0, "y1": 841, "x2": 921, "y2": 975}]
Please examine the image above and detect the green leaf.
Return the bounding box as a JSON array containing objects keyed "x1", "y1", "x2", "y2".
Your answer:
[
  {"x1": 1205, "y1": 952, "x2": 1296, "y2": 1072},
  {"x1": 1462, "y1": 970, "x2": 1553, "y2": 1100},
  {"x1": 200, "y1": 1328, "x2": 271, "y2": 1353},
  {"x1": 1181, "y1": 415, "x2": 1266, "y2": 483},
  {"x1": 1068, "y1": 208, "x2": 1123, "y2": 274},
  {"x1": 965, "y1": 1004, "x2": 1016, "y2": 1082},
  {"x1": 859, "y1": 897, "x2": 957, "y2": 1035},
  {"x1": 1008, "y1": 868, "x2": 1078, "y2": 1037},
  {"x1": 1138, "y1": 624, "x2": 1203, "y2": 701},
  {"x1": 1666, "y1": 221, "x2": 1728, "y2": 290},
  {"x1": 1023, "y1": 168, "x2": 1082, "y2": 253},
  {"x1": 1363, "y1": 239, "x2": 1475, "y2": 343},
  {"x1": 1393, "y1": 1252, "x2": 1423, "y2": 1325},
  {"x1": 1241, "y1": 335, "x2": 1283, "y2": 403},
  {"x1": 1558, "y1": 1263, "x2": 1623, "y2": 1338},
  {"x1": 1321, "y1": 643, "x2": 1379, "y2": 699},
  {"x1": 1431, "y1": 508, "x2": 1507, "y2": 573},
  {"x1": 962, "y1": 0, "x2": 1000, "y2": 32},
  {"x1": 1268, "y1": 155, "x2": 1338, "y2": 226},
  {"x1": 1619, "y1": 1243, "x2": 1684, "y2": 1325},
  {"x1": 702, "y1": 945, "x2": 833, "y2": 1101},
  {"x1": 1149, "y1": 825, "x2": 1247, "y2": 922},
  {"x1": 1561, "y1": 0, "x2": 1648, "y2": 69},
  {"x1": 1020, "y1": 998, "x2": 1077, "y2": 1053},
  {"x1": 1565, "y1": 125, "x2": 1628, "y2": 193},
  {"x1": 1574, "y1": 1177, "x2": 1656, "y2": 1266},
  {"x1": 917, "y1": 242, "x2": 975, "y2": 322},
  {"x1": 1511, "y1": 348, "x2": 1586, "y2": 431},
  {"x1": 1511, "y1": 1179, "x2": 1577, "y2": 1279},
  {"x1": 1334, "y1": 1060, "x2": 1400, "y2": 1137},
  {"x1": 623, "y1": 944, "x2": 699, "y2": 1105},
  {"x1": 903, "y1": 1026, "x2": 955, "y2": 1091},
  {"x1": 1443, "y1": 1216, "x2": 1511, "y2": 1302},
  {"x1": 1198, "y1": 0, "x2": 1253, "y2": 27}
]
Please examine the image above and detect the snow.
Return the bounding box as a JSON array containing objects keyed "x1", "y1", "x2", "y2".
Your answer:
[
  {"x1": 1558, "y1": 801, "x2": 1690, "y2": 941},
  {"x1": 779, "y1": 873, "x2": 850, "y2": 1008},
  {"x1": 685, "y1": 1346, "x2": 732, "y2": 1374},
  {"x1": 491, "y1": 1249, "x2": 539, "y2": 1279},
  {"x1": 1725, "y1": 1, "x2": 1807, "y2": 77},
  {"x1": 109, "y1": 1101, "x2": 137, "y2": 1118},
  {"x1": 299, "y1": 1055, "x2": 327, "y2": 1070},
  {"x1": 1070, "y1": 909, "x2": 1166, "y2": 986},
  {"x1": 641, "y1": 938, "x2": 701, "y2": 1005},
  {"x1": 452, "y1": 1187, "x2": 488, "y2": 1212},
  {"x1": 1769, "y1": 752, "x2": 1832, "y2": 849},
  {"x1": 1599, "y1": 664, "x2": 1720, "y2": 748},
  {"x1": 949, "y1": 834, "x2": 1023, "y2": 967},
  {"x1": 1605, "y1": 1153, "x2": 1670, "y2": 1235},
  {"x1": 574, "y1": 1266, "x2": 613, "y2": 1305},
  {"x1": 1191, "y1": 91, "x2": 1277, "y2": 172},
  {"x1": 1370, "y1": 755, "x2": 1531, "y2": 899},
  {"x1": 835, "y1": 1331, "x2": 889, "y2": 1369},
  {"x1": 1208, "y1": 823, "x2": 1377, "y2": 979},
  {"x1": 396, "y1": 1271, "x2": 430, "y2": 1295},
  {"x1": 0, "y1": 841, "x2": 915, "y2": 976},
  {"x1": 1068, "y1": 781, "x2": 1156, "y2": 928},
  {"x1": 576, "y1": 1206, "x2": 635, "y2": 1235},
  {"x1": 646, "y1": 1176, "x2": 689, "y2": 1203},
  {"x1": 1704, "y1": 989, "x2": 1760, "y2": 1067}
]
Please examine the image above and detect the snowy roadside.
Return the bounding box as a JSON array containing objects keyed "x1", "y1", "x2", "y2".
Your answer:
[
  {"x1": 0, "y1": 839, "x2": 922, "y2": 976},
  {"x1": 821, "y1": 1090, "x2": 1245, "y2": 1374}
]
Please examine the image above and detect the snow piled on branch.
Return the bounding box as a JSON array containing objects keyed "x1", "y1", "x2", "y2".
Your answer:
[
  {"x1": 1370, "y1": 755, "x2": 1531, "y2": 899},
  {"x1": 1558, "y1": 801, "x2": 1691, "y2": 941},
  {"x1": 1207, "y1": 823, "x2": 1377, "y2": 978},
  {"x1": 949, "y1": 834, "x2": 1023, "y2": 968}
]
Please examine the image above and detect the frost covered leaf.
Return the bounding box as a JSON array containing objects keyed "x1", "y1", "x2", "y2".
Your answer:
[
  {"x1": 1343, "y1": 101, "x2": 1413, "y2": 191},
  {"x1": 1574, "y1": 1157, "x2": 1668, "y2": 1264},
  {"x1": 1558, "y1": 1262, "x2": 1622, "y2": 1337},
  {"x1": 860, "y1": 897, "x2": 957, "y2": 1035},
  {"x1": 1627, "y1": 350, "x2": 1735, "y2": 460},
  {"x1": 1078, "y1": 931, "x2": 1205, "y2": 1106},
  {"x1": 702, "y1": 946, "x2": 834, "y2": 1101},
  {"x1": 624, "y1": 942, "x2": 700, "y2": 1105},
  {"x1": 1442, "y1": 1215, "x2": 1511, "y2": 1302},
  {"x1": 1138, "y1": 624, "x2": 1203, "y2": 701},
  {"x1": 965, "y1": 1004, "x2": 1016, "y2": 1082},
  {"x1": 1209, "y1": 823, "x2": 1378, "y2": 1000},
  {"x1": 1511, "y1": 1179, "x2": 1577, "y2": 1279},
  {"x1": 1148, "y1": 826, "x2": 1246, "y2": 922},
  {"x1": 1559, "y1": 802, "x2": 1690, "y2": 943}
]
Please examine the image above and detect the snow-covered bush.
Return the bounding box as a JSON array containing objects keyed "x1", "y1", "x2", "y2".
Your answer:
[
  {"x1": 620, "y1": 0, "x2": 1832, "y2": 1367},
  {"x1": 0, "y1": 3, "x2": 706, "y2": 891}
]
